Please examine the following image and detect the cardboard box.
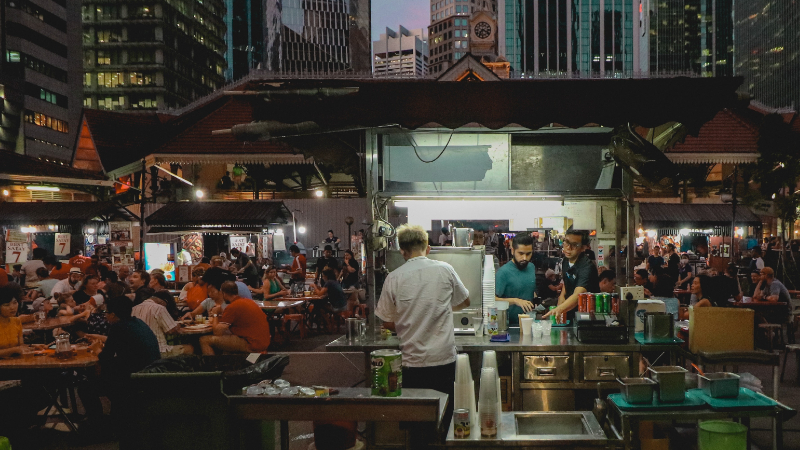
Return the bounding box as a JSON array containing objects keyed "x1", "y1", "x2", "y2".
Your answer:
[
  {"x1": 635, "y1": 300, "x2": 666, "y2": 333},
  {"x1": 689, "y1": 306, "x2": 754, "y2": 353}
]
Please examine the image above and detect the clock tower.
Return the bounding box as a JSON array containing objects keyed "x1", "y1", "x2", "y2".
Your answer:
[{"x1": 468, "y1": 11, "x2": 498, "y2": 59}]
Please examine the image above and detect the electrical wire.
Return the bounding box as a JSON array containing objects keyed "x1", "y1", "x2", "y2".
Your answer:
[{"x1": 403, "y1": 129, "x2": 455, "y2": 164}]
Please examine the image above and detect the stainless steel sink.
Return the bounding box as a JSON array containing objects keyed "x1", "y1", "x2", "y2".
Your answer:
[{"x1": 515, "y1": 412, "x2": 590, "y2": 435}]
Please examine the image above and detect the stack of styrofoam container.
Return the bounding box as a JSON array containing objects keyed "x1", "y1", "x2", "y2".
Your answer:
[{"x1": 482, "y1": 255, "x2": 495, "y2": 331}]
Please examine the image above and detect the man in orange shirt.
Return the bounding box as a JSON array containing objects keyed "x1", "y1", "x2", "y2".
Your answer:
[
  {"x1": 69, "y1": 252, "x2": 92, "y2": 272},
  {"x1": 43, "y1": 256, "x2": 71, "y2": 280},
  {"x1": 287, "y1": 245, "x2": 306, "y2": 287},
  {"x1": 199, "y1": 281, "x2": 270, "y2": 355}
]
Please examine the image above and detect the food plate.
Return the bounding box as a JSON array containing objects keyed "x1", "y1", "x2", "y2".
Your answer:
[{"x1": 183, "y1": 324, "x2": 212, "y2": 331}]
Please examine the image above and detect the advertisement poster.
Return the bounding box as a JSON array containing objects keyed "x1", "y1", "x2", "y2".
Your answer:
[
  {"x1": 110, "y1": 222, "x2": 132, "y2": 241},
  {"x1": 54, "y1": 233, "x2": 70, "y2": 256},
  {"x1": 229, "y1": 236, "x2": 247, "y2": 253},
  {"x1": 5, "y1": 242, "x2": 28, "y2": 264},
  {"x1": 144, "y1": 243, "x2": 175, "y2": 281}
]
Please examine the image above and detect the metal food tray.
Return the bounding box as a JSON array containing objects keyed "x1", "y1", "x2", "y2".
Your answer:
[
  {"x1": 688, "y1": 388, "x2": 779, "y2": 410},
  {"x1": 607, "y1": 390, "x2": 706, "y2": 411}
]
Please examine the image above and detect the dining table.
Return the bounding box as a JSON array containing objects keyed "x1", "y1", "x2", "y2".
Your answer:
[
  {"x1": 255, "y1": 300, "x2": 306, "y2": 313},
  {"x1": 0, "y1": 347, "x2": 98, "y2": 434},
  {"x1": 22, "y1": 316, "x2": 80, "y2": 332}
]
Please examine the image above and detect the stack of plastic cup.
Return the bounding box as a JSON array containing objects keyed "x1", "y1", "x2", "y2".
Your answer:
[
  {"x1": 454, "y1": 353, "x2": 477, "y2": 424},
  {"x1": 478, "y1": 367, "x2": 499, "y2": 437},
  {"x1": 482, "y1": 256, "x2": 496, "y2": 329},
  {"x1": 481, "y1": 350, "x2": 503, "y2": 424}
]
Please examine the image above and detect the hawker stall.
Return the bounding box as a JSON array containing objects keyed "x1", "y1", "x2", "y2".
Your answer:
[{"x1": 217, "y1": 77, "x2": 795, "y2": 449}]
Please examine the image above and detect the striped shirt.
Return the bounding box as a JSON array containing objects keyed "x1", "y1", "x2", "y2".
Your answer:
[{"x1": 132, "y1": 299, "x2": 178, "y2": 353}]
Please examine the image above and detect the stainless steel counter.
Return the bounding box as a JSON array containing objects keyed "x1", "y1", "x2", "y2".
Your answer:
[{"x1": 327, "y1": 328, "x2": 675, "y2": 353}]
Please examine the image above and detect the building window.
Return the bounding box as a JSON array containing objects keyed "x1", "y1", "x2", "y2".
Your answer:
[
  {"x1": 96, "y1": 29, "x2": 121, "y2": 43},
  {"x1": 23, "y1": 111, "x2": 69, "y2": 133},
  {"x1": 95, "y1": 5, "x2": 119, "y2": 19},
  {"x1": 97, "y1": 72, "x2": 124, "y2": 87},
  {"x1": 83, "y1": 97, "x2": 92, "y2": 107},
  {"x1": 97, "y1": 96, "x2": 125, "y2": 110},
  {"x1": 84, "y1": 73, "x2": 92, "y2": 87},
  {"x1": 129, "y1": 72, "x2": 154, "y2": 86}
]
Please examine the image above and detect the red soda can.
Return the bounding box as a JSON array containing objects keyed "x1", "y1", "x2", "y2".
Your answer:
[
  {"x1": 587, "y1": 294, "x2": 596, "y2": 312},
  {"x1": 578, "y1": 293, "x2": 586, "y2": 312},
  {"x1": 611, "y1": 294, "x2": 620, "y2": 314}
]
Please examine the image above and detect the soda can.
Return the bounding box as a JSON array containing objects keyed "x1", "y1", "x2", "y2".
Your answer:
[
  {"x1": 602, "y1": 294, "x2": 610, "y2": 314},
  {"x1": 611, "y1": 294, "x2": 620, "y2": 314},
  {"x1": 558, "y1": 311, "x2": 567, "y2": 325},
  {"x1": 371, "y1": 350, "x2": 403, "y2": 397},
  {"x1": 595, "y1": 294, "x2": 603, "y2": 313},
  {"x1": 549, "y1": 306, "x2": 557, "y2": 325},
  {"x1": 578, "y1": 293, "x2": 587, "y2": 312},
  {"x1": 587, "y1": 294, "x2": 596, "y2": 312},
  {"x1": 453, "y1": 409, "x2": 471, "y2": 438}
]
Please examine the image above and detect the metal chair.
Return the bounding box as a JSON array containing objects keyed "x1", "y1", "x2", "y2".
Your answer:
[{"x1": 780, "y1": 344, "x2": 800, "y2": 382}]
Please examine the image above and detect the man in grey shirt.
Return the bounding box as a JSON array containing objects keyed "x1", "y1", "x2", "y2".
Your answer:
[{"x1": 754, "y1": 267, "x2": 792, "y2": 312}]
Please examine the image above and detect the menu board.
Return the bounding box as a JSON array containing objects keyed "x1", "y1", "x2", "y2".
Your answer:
[
  {"x1": 54, "y1": 233, "x2": 71, "y2": 256},
  {"x1": 5, "y1": 230, "x2": 28, "y2": 263}
]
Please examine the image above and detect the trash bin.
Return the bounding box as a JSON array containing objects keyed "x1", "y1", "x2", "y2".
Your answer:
[{"x1": 698, "y1": 421, "x2": 747, "y2": 450}]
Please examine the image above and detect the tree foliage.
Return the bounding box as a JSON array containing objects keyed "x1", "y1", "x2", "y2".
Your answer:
[{"x1": 753, "y1": 114, "x2": 800, "y2": 225}]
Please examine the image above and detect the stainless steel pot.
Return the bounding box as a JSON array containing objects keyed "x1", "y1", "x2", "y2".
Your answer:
[
  {"x1": 644, "y1": 312, "x2": 673, "y2": 340},
  {"x1": 452, "y1": 228, "x2": 474, "y2": 247}
]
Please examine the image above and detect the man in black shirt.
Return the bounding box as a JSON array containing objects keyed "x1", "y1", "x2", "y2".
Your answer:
[
  {"x1": 544, "y1": 229, "x2": 600, "y2": 320},
  {"x1": 315, "y1": 245, "x2": 339, "y2": 284},
  {"x1": 664, "y1": 244, "x2": 680, "y2": 280},
  {"x1": 230, "y1": 248, "x2": 259, "y2": 287},
  {"x1": 82, "y1": 296, "x2": 160, "y2": 430}
]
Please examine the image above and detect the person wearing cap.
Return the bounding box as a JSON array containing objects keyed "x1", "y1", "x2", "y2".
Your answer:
[
  {"x1": 52, "y1": 267, "x2": 84, "y2": 297},
  {"x1": 539, "y1": 269, "x2": 562, "y2": 303}
]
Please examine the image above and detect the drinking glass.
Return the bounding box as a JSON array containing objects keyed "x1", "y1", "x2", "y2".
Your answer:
[{"x1": 346, "y1": 318, "x2": 366, "y2": 344}]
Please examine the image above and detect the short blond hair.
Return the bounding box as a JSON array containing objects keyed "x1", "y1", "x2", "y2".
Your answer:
[{"x1": 396, "y1": 224, "x2": 429, "y2": 253}]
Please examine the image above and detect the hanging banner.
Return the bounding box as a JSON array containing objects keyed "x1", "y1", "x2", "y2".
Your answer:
[
  {"x1": 54, "y1": 233, "x2": 71, "y2": 256},
  {"x1": 6, "y1": 230, "x2": 27, "y2": 243},
  {"x1": 229, "y1": 236, "x2": 247, "y2": 253},
  {"x1": 5, "y1": 242, "x2": 28, "y2": 263}
]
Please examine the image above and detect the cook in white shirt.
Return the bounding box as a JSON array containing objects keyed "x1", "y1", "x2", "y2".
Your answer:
[{"x1": 376, "y1": 224, "x2": 470, "y2": 421}]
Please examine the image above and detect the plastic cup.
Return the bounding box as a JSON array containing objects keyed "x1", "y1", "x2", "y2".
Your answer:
[{"x1": 519, "y1": 317, "x2": 533, "y2": 335}]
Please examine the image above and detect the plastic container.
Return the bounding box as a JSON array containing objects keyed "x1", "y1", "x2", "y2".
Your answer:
[
  {"x1": 618, "y1": 377, "x2": 657, "y2": 404},
  {"x1": 698, "y1": 373, "x2": 741, "y2": 398},
  {"x1": 648, "y1": 366, "x2": 688, "y2": 403},
  {"x1": 698, "y1": 421, "x2": 747, "y2": 450}
]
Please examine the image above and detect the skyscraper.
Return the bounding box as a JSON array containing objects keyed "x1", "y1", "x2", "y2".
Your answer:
[
  {"x1": 262, "y1": 0, "x2": 371, "y2": 74},
  {"x1": 648, "y1": 0, "x2": 733, "y2": 77},
  {"x1": 82, "y1": 0, "x2": 227, "y2": 111},
  {"x1": 225, "y1": 0, "x2": 264, "y2": 80},
  {"x1": 498, "y1": 0, "x2": 646, "y2": 77},
  {"x1": 734, "y1": 0, "x2": 800, "y2": 110},
  {"x1": 0, "y1": 0, "x2": 82, "y2": 161},
  {"x1": 428, "y1": 0, "x2": 497, "y2": 75},
  {"x1": 373, "y1": 26, "x2": 428, "y2": 78}
]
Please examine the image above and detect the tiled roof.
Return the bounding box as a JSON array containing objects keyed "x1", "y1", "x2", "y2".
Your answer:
[
  {"x1": 0, "y1": 150, "x2": 106, "y2": 180},
  {"x1": 640, "y1": 203, "x2": 762, "y2": 228},
  {"x1": 666, "y1": 109, "x2": 760, "y2": 154},
  {"x1": 82, "y1": 109, "x2": 168, "y2": 171},
  {"x1": 0, "y1": 201, "x2": 127, "y2": 225}
]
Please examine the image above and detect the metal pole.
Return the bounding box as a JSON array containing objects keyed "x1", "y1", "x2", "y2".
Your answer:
[
  {"x1": 625, "y1": 172, "x2": 636, "y2": 285},
  {"x1": 731, "y1": 165, "x2": 738, "y2": 265},
  {"x1": 615, "y1": 199, "x2": 622, "y2": 279},
  {"x1": 139, "y1": 160, "x2": 146, "y2": 270}
]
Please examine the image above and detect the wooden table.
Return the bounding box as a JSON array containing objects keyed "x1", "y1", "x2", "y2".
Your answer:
[
  {"x1": 0, "y1": 348, "x2": 98, "y2": 434},
  {"x1": 23, "y1": 316, "x2": 79, "y2": 332},
  {"x1": 175, "y1": 324, "x2": 213, "y2": 336},
  {"x1": 731, "y1": 301, "x2": 788, "y2": 309},
  {"x1": 255, "y1": 300, "x2": 305, "y2": 313}
]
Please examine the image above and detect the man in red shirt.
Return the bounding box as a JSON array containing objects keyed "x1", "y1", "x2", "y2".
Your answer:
[
  {"x1": 199, "y1": 281, "x2": 270, "y2": 355},
  {"x1": 287, "y1": 245, "x2": 306, "y2": 286}
]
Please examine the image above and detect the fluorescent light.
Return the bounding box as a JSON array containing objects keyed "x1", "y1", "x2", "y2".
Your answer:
[
  {"x1": 26, "y1": 186, "x2": 59, "y2": 192},
  {"x1": 155, "y1": 165, "x2": 194, "y2": 186},
  {"x1": 20, "y1": 226, "x2": 36, "y2": 233},
  {"x1": 680, "y1": 229, "x2": 690, "y2": 236}
]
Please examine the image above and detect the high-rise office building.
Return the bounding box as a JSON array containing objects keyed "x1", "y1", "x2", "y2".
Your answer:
[
  {"x1": 648, "y1": 0, "x2": 733, "y2": 77},
  {"x1": 225, "y1": 0, "x2": 263, "y2": 80},
  {"x1": 734, "y1": 0, "x2": 800, "y2": 110},
  {"x1": 498, "y1": 0, "x2": 646, "y2": 77},
  {"x1": 263, "y1": 0, "x2": 371, "y2": 73},
  {"x1": 82, "y1": 0, "x2": 227, "y2": 111},
  {"x1": 0, "y1": 0, "x2": 82, "y2": 161},
  {"x1": 428, "y1": 0, "x2": 497, "y2": 75},
  {"x1": 373, "y1": 26, "x2": 428, "y2": 78}
]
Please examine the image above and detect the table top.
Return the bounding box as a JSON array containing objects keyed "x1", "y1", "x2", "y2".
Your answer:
[
  {"x1": 22, "y1": 316, "x2": 78, "y2": 331},
  {"x1": 731, "y1": 301, "x2": 788, "y2": 307},
  {"x1": 273, "y1": 295, "x2": 324, "y2": 302},
  {"x1": 0, "y1": 348, "x2": 97, "y2": 370},
  {"x1": 255, "y1": 300, "x2": 305, "y2": 312},
  {"x1": 175, "y1": 323, "x2": 213, "y2": 335}
]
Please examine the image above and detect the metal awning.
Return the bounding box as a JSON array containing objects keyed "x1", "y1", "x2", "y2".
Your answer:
[
  {"x1": 0, "y1": 202, "x2": 134, "y2": 226},
  {"x1": 639, "y1": 203, "x2": 762, "y2": 229},
  {"x1": 145, "y1": 200, "x2": 291, "y2": 233},
  {"x1": 146, "y1": 153, "x2": 313, "y2": 166}
]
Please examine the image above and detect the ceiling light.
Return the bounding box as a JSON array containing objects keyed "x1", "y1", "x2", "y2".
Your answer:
[
  {"x1": 195, "y1": 189, "x2": 204, "y2": 199},
  {"x1": 2, "y1": 190, "x2": 8, "y2": 196},
  {"x1": 298, "y1": 226, "x2": 306, "y2": 234},
  {"x1": 20, "y1": 226, "x2": 36, "y2": 233},
  {"x1": 26, "y1": 186, "x2": 59, "y2": 192},
  {"x1": 315, "y1": 190, "x2": 324, "y2": 198}
]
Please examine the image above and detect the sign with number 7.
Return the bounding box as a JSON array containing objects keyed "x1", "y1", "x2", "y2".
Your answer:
[
  {"x1": 5, "y1": 242, "x2": 28, "y2": 263},
  {"x1": 55, "y1": 233, "x2": 70, "y2": 256}
]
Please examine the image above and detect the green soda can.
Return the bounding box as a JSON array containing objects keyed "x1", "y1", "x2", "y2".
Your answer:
[
  {"x1": 595, "y1": 294, "x2": 603, "y2": 313},
  {"x1": 549, "y1": 306, "x2": 557, "y2": 325},
  {"x1": 371, "y1": 349, "x2": 403, "y2": 397},
  {"x1": 603, "y1": 294, "x2": 610, "y2": 314}
]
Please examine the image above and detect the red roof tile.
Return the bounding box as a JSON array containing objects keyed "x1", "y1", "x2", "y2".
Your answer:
[{"x1": 666, "y1": 109, "x2": 760, "y2": 154}]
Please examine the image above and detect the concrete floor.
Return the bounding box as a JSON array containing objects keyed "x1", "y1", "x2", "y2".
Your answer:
[{"x1": 6, "y1": 332, "x2": 800, "y2": 450}]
